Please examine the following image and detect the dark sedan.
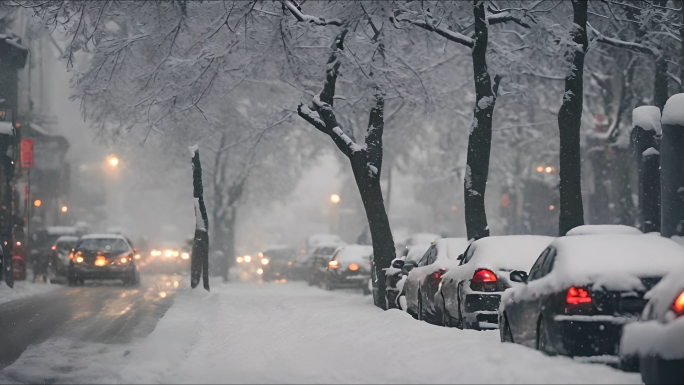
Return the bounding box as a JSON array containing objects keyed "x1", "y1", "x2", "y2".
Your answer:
[
  {"x1": 499, "y1": 234, "x2": 684, "y2": 362},
  {"x1": 383, "y1": 244, "x2": 427, "y2": 309},
  {"x1": 259, "y1": 245, "x2": 296, "y2": 281},
  {"x1": 68, "y1": 234, "x2": 140, "y2": 286}
]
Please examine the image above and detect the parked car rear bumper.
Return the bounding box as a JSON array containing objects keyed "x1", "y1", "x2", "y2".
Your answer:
[
  {"x1": 552, "y1": 315, "x2": 635, "y2": 356},
  {"x1": 463, "y1": 292, "x2": 501, "y2": 328}
]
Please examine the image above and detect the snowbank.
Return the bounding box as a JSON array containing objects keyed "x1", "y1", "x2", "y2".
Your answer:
[
  {"x1": 566, "y1": 224, "x2": 642, "y2": 236},
  {"x1": 621, "y1": 318, "x2": 684, "y2": 360},
  {"x1": 118, "y1": 283, "x2": 638, "y2": 384},
  {"x1": 632, "y1": 105, "x2": 661, "y2": 133},
  {"x1": 661, "y1": 93, "x2": 684, "y2": 127},
  {"x1": 0, "y1": 281, "x2": 62, "y2": 305}
]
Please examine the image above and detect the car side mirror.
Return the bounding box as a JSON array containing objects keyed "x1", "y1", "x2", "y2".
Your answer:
[
  {"x1": 510, "y1": 270, "x2": 528, "y2": 284},
  {"x1": 392, "y1": 260, "x2": 405, "y2": 269},
  {"x1": 404, "y1": 264, "x2": 415, "y2": 273}
]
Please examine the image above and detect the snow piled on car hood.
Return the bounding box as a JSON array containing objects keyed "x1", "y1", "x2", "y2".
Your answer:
[{"x1": 336, "y1": 244, "x2": 373, "y2": 263}]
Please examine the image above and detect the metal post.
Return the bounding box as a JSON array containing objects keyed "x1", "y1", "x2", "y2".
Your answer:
[{"x1": 641, "y1": 148, "x2": 661, "y2": 233}]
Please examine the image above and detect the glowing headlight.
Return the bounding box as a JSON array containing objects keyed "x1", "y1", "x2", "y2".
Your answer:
[
  {"x1": 181, "y1": 252, "x2": 190, "y2": 260},
  {"x1": 164, "y1": 250, "x2": 173, "y2": 258},
  {"x1": 151, "y1": 250, "x2": 162, "y2": 257},
  {"x1": 348, "y1": 263, "x2": 359, "y2": 272},
  {"x1": 256, "y1": 268, "x2": 263, "y2": 275},
  {"x1": 328, "y1": 260, "x2": 339, "y2": 268},
  {"x1": 94, "y1": 257, "x2": 107, "y2": 267},
  {"x1": 261, "y1": 258, "x2": 269, "y2": 265},
  {"x1": 172, "y1": 251, "x2": 179, "y2": 257},
  {"x1": 258, "y1": 252, "x2": 264, "y2": 259},
  {"x1": 120, "y1": 257, "x2": 129, "y2": 264},
  {"x1": 244, "y1": 255, "x2": 252, "y2": 263},
  {"x1": 75, "y1": 256, "x2": 84, "y2": 264},
  {"x1": 236, "y1": 256, "x2": 243, "y2": 263},
  {"x1": 134, "y1": 254, "x2": 141, "y2": 260}
]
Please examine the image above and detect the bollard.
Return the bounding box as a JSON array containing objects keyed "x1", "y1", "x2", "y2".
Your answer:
[
  {"x1": 660, "y1": 94, "x2": 684, "y2": 237},
  {"x1": 631, "y1": 106, "x2": 661, "y2": 232},
  {"x1": 641, "y1": 148, "x2": 661, "y2": 233}
]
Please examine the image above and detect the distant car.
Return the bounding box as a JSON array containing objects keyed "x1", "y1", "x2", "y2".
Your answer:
[
  {"x1": 322, "y1": 244, "x2": 373, "y2": 291},
  {"x1": 68, "y1": 234, "x2": 140, "y2": 286},
  {"x1": 291, "y1": 238, "x2": 345, "y2": 281},
  {"x1": 621, "y1": 267, "x2": 684, "y2": 384},
  {"x1": 565, "y1": 224, "x2": 642, "y2": 236},
  {"x1": 499, "y1": 234, "x2": 684, "y2": 361},
  {"x1": 259, "y1": 245, "x2": 297, "y2": 281},
  {"x1": 47, "y1": 235, "x2": 79, "y2": 283},
  {"x1": 308, "y1": 244, "x2": 343, "y2": 286},
  {"x1": 383, "y1": 244, "x2": 429, "y2": 309},
  {"x1": 145, "y1": 243, "x2": 189, "y2": 274},
  {"x1": 30, "y1": 226, "x2": 80, "y2": 273},
  {"x1": 404, "y1": 238, "x2": 471, "y2": 324},
  {"x1": 438, "y1": 235, "x2": 553, "y2": 330}
]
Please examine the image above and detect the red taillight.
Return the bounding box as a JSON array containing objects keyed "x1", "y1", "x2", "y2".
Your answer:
[
  {"x1": 566, "y1": 286, "x2": 592, "y2": 305},
  {"x1": 672, "y1": 290, "x2": 684, "y2": 316},
  {"x1": 428, "y1": 268, "x2": 446, "y2": 285},
  {"x1": 472, "y1": 269, "x2": 497, "y2": 283}
]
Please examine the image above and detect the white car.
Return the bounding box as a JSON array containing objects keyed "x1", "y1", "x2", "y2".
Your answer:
[
  {"x1": 403, "y1": 238, "x2": 471, "y2": 324},
  {"x1": 438, "y1": 235, "x2": 554, "y2": 329},
  {"x1": 621, "y1": 266, "x2": 684, "y2": 384},
  {"x1": 565, "y1": 224, "x2": 642, "y2": 236}
]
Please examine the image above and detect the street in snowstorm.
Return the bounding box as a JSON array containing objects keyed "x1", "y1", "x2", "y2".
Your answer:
[
  {"x1": 1, "y1": 1, "x2": 684, "y2": 384},
  {"x1": 0, "y1": 281, "x2": 640, "y2": 384}
]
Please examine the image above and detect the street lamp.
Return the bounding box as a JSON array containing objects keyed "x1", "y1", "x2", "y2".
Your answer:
[
  {"x1": 330, "y1": 194, "x2": 341, "y2": 204},
  {"x1": 33, "y1": 199, "x2": 41, "y2": 207},
  {"x1": 61, "y1": 206, "x2": 68, "y2": 213},
  {"x1": 108, "y1": 155, "x2": 119, "y2": 167}
]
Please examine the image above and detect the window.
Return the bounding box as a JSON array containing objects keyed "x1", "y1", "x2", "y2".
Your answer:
[
  {"x1": 426, "y1": 246, "x2": 438, "y2": 265},
  {"x1": 461, "y1": 245, "x2": 476, "y2": 265},
  {"x1": 418, "y1": 246, "x2": 433, "y2": 267},
  {"x1": 528, "y1": 248, "x2": 550, "y2": 282},
  {"x1": 540, "y1": 247, "x2": 556, "y2": 278}
]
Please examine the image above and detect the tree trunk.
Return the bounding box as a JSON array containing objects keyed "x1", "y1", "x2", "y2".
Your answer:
[
  {"x1": 190, "y1": 147, "x2": 210, "y2": 291},
  {"x1": 464, "y1": 0, "x2": 499, "y2": 241},
  {"x1": 557, "y1": 0, "x2": 587, "y2": 236},
  {"x1": 654, "y1": 57, "x2": 669, "y2": 111}
]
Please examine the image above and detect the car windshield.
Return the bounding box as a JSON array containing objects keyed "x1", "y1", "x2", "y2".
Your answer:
[
  {"x1": 77, "y1": 238, "x2": 130, "y2": 253},
  {"x1": 56, "y1": 240, "x2": 77, "y2": 252}
]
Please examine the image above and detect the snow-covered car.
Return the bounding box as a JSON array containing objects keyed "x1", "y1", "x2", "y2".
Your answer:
[
  {"x1": 404, "y1": 238, "x2": 470, "y2": 324},
  {"x1": 499, "y1": 234, "x2": 684, "y2": 360},
  {"x1": 47, "y1": 235, "x2": 79, "y2": 283},
  {"x1": 620, "y1": 267, "x2": 684, "y2": 384},
  {"x1": 68, "y1": 234, "x2": 140, "y2": 286},
  {"x1": 565, "y1": 224, "x2": 642, "y2": 236},
  {"x1": 308, "y1": 244, "x2": 344, "y2": 286},
  {"x1": 383, "y1": 243, "x2": 429, "y2": 309},
  {"x1": 322, "y1": 244, "x2": 373, "y2": 292},
  {"x1": 438, "y1": 235, "x2": 554, "y2": 330},
  {"x1": 291, "y1": 238, "x2": 345, "y2": 281},
  {"x1": 259, "y1": 245, "x2": 297, "y2": 281}
]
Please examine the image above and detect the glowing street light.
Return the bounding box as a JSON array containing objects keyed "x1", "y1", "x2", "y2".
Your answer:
[
  {"x1": 536, "y1": 166, "x2": 544, "y2": 173},
  {"x1": 61, "y1": 206, "x2": 68, "y2": 213},
  {"x1": 108, "y1": 155, "x2": 119, "y2": 167},
  {"x1": 545, "y1": 166, "x2": 553, "y2": 174},
  {"x1": 33, "y1": 199, "x2": 42, "y2": 207},
  {"x1": 330, "y1": 194, "x2": 341, "y2": 204}
]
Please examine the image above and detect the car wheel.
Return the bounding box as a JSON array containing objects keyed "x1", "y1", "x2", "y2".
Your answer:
[{"x1": 501, "y1": 314, "x2": 514, "y2": 343}]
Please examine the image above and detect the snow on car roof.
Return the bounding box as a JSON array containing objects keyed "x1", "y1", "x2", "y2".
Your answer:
[
  {"x1": 79, "y1": 233, "x2": 127, "y2": 240},
  {"x1": 435, "y1": 238, "x2": 471, "y2": 260},
  {"x1": 550, "y1": 235, "x2": 684, "y2": 290},
  {"x1": 334, "y1": 244, "x2": 373, "y2": 262},
  {"x1": 46, "y1": 226, "x2": 78, "y2": 235},
  {"x1": 467, "y1": 235, "x2": 554, "y2": 271},
  {"x1": 406, "y1": 243, "x2": 431, "y2": 262},
  {"x1": 565, "y1": 224, "x2": 642, "y2": 236},
  {"x1": 55, "y1": 235, "x2": 79, "y2": 242},
  {"x1": 307, "y1": 234, "x2": 344, "y2": 247},
  {"x1": 406, "y1": 233, "x2": 440, "y2": 246}
]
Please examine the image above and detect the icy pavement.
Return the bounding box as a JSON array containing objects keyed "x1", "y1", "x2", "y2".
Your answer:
[
  {"x1": 1, "y1": 281, "x2": 640, "y2": 384},
  {"x1": 0, "y1": 280, "x2": 63, "y2": 306}
]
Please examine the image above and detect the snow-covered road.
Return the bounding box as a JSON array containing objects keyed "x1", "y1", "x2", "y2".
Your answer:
[{"x1": 2, "y1": 281, "x2": 641, "y2": 383}]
